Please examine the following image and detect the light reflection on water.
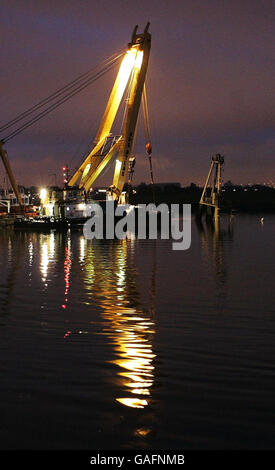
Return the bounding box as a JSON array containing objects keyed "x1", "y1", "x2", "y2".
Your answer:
[
  {"x1": 81, "y1": 238, "x2": 156, "y2": 409},
  {"x1": 40, "y1": 232, "x2": 56, "y2": 283},
  {"x1": 37, "y1": 229, "x2": 157, "y2": 409},
  {"x1": 0, "y1": 214, "x2": 274, "y2": 449}
]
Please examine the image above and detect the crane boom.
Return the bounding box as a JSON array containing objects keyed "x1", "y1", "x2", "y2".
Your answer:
[
  {"x1": 0, "y1": 140, "x2": 24, "y2": 208},
  {"x1": 68, "y1": 23, "x2": 151, "y2": 203}
]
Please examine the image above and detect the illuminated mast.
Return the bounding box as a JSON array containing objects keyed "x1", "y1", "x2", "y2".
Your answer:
[{"x1": 68, "y1": 23, "x2": 151, "y2": 204}]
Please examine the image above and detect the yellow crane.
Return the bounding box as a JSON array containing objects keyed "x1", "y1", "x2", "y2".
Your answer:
[{"x1": 67, "y1": 23, "x2": 152, "y2": 204}]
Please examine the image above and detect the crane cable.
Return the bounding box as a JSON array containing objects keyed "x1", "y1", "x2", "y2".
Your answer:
[
  {"x1": 0, "y1": 50, "x2": 125, "y2": 143},
  {"x1": 1, "y1": 56, "x2": 122, "y2": 143},
  {"x1": 142, "y1": 82, "x2": 155, "y2": 186},
  {"x1": 0, "y1": 49, "x2": 125, "y2": 134}
]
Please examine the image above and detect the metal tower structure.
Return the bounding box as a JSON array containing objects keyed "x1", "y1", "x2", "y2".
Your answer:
[{"x1": 199, "y1": 153, "x2": 224, "y2": 219}]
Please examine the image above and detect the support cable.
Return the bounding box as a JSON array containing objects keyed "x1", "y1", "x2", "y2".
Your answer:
[
  {"x1": 142, "y1": 82, "x2": 155, "y2": 202},
  {"x1": 0, "y1": 49, "x2": 125, "y2": 134},
  {"x1": 1, "y1": 57, "x2": 122, "y2": 143}
]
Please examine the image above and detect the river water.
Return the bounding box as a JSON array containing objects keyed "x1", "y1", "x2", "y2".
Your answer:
[{"x1": 0, "y1": 214, "x2": 274, "y2": 449}]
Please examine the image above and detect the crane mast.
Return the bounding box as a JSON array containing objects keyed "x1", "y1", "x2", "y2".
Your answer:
[
  {"x1": 0, "y1": 140, "x2": 24, "y2": 209},
  {"x1": 68, "y1": 23, "x2": 151, "y2": 203}
]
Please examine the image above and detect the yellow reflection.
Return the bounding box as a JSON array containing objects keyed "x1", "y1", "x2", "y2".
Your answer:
[
  {"x1": 63, "y1": 235, "x2": 72, "y2": 309},
  {"x1": 83, "y1": 238, "x2": 156, "y2": 409},
  {"x1": 116, "y1": 398, "x2": 148, "y2": 409},
  {"x1": 37, "y1": 233, "x2": 156, "y2": 410},
  {"x1": 135, "y1": 428, "x2": 151, "y2": 437}
]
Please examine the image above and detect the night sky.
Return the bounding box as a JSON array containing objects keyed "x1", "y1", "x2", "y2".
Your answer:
[{"x1": 0, "y1": 0, "x2": 274, "y2": 188}]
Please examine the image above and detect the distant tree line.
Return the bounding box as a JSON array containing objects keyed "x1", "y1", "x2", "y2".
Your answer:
[{"x1": 128, "y1": 182, "x2": 275, "y2": 211}]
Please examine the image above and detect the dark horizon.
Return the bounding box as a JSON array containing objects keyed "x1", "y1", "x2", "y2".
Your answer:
[{"x1": 0, "y1": 0, "x2": 274, "y2": 188}]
